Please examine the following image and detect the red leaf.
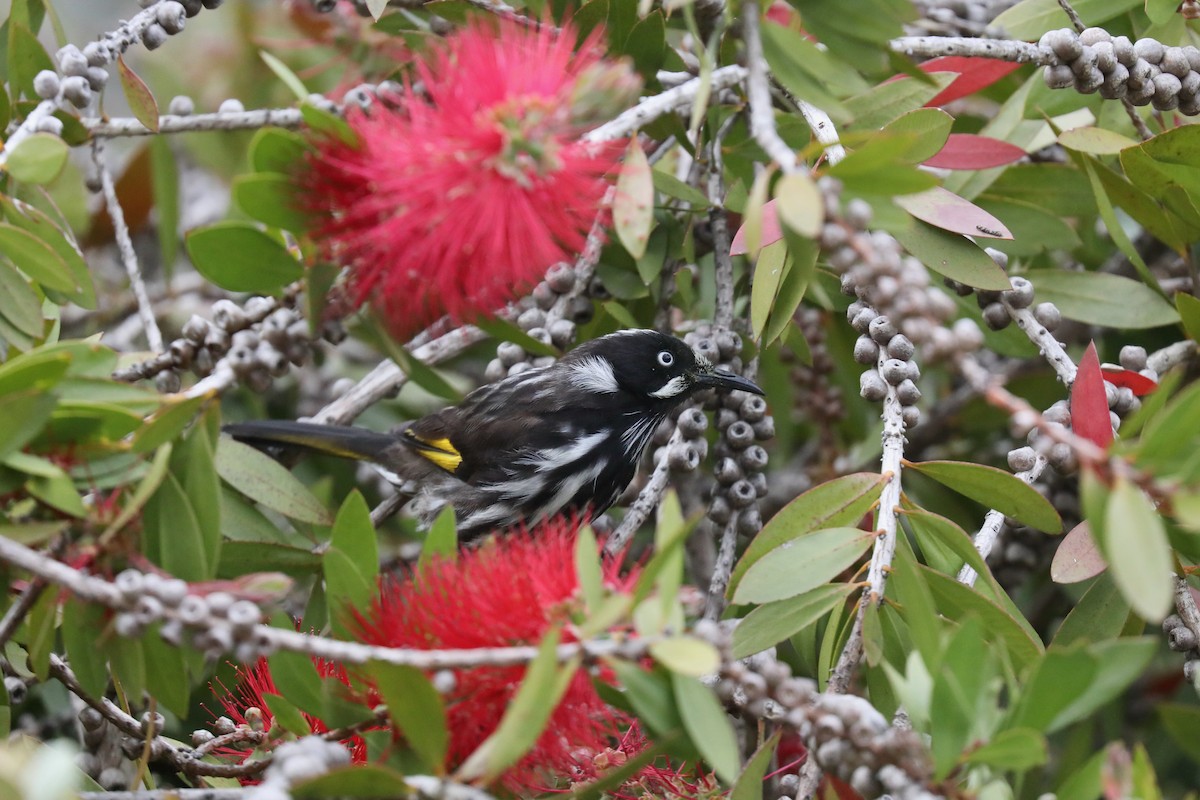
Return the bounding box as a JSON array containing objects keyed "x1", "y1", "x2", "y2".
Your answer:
[
  {"x1": 894, "y1": 186, "x2": 1012, "y2": 238},
  {"x1": 922, "y1": 134, "x2": 1026, "y2": 170},
  {"x1": 1050, "y1": 522, "x2": 1108, "y2": 583},
  {"x1": 1071, "y1": 341, "x2": 1114, "y2": 448},
  {"x1": 920, "y1": 56, "x2": 1022, "y2": 106},
  {"x1": 730, "y1": 199, "x2": 784, "y2": 256},
  {"x1": 1101, "y1": 367, "x2": 1158, "y2": 397}
]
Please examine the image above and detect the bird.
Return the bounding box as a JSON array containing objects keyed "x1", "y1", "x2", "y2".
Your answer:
[{"x1": 224, "y1": 329, "x2": 764, "y2": 539}]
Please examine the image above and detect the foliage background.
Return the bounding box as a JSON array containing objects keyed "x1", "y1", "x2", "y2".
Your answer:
[{"x1": 1, "y1": 0, "x2": 1200, "y2": 798}]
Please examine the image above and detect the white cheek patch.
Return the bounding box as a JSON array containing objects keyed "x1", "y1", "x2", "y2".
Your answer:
[
  {"x1": 568, "y1": 357, "x2": 620, "y2": 394},
  {"x1": 650, "y1": 375, "x2": 689, "y2": 399}
]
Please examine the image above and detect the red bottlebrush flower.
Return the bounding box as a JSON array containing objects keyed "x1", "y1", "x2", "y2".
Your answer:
[
  {"x1": 299, "y1": 19, "x2": 637, "y2": 341},
  {"x1": 353, "y1": 517, "x2": 635, "y2": 789},
  {"x1": 213, "y1": 657, "x2": 377, "y2": 770}
]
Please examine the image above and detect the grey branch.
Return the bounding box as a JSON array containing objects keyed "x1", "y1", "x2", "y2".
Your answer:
[
  {"x1": 741, "y1": 0, "x2": 799, "y2": 174},
  {"x1": 583, "y1": 65, "x2": 748, "y2": 144},
  {"x1": 94, "y1": 138, "x2": 163, "y2": 352}
]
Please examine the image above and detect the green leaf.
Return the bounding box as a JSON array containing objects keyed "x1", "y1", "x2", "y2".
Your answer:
[
  {"x1": 300, "y1": 100, "x2": 357, "y2": 146},
  {"x1": 991, "y1": 0, "x2": 1141, "y2": 40},
  {"x1": 1053, "y1": 638, "x2": 1156, "y2": 729},
  {"x1": 293, "y1": 765, "x2": 412, "y2": 797},
  {"x1": 606, "y1": 660, "x2": 682, "y2": 736},
  {"x1": 759, "y1": 22, "x2": 851, "y2": 121},
  {"x1": 623, "y1": 11, "x2": 665, "y2": 78},
  {"x1": 325, "y1": 491, "x2": 379, "y2": 630},
  {"x1": 142, "y1": 628, "x2": 189, "y2": 717},
  {"x1": 381, "y1": 331, "x2": 464, "y2": 402},
  {"x1": 0, "y1": 196, "x2": 95, "y2": 309},
  {"x1": 1052, "y1": 572, "x2": 1130, "y2": 647},
  {"x1": 7, "y1": 20, "x2": 53, "y2": 101},
  {"x1": 731, "y1": 473, "x2": 885, "y2": 596},
  {"x1": 1103, "y1": 479, "x2": 1172, "y2": 622},
  {"x1": 0, "y1": 221, "x2": 76, "y2": 292},
  {"x1": 615, "y1": 140, "x2": 654, "y2": 259},
  {"x1": 175, "y1": 421, "x2": 221, "y2": 579},
  {"x1": 730, "y1": 731, "x2": 781, "y2": 800},
  {"x1": 891, "y1": 220, "x2": 1012, "y2": 291},
  {"x1": 907, "y1": 460, "x2": 1061, "y2": 533},
  {"x1": 1006, "y1": 645, "x2": 1096, "y2": 733},
  {"x1": 843, "y1": 73, "x2": 955, "y2": 131},
  {"x1": 215, "y1": 437, "x2": 333, "y2": 525},
  {"x1": 732, "y1": 583, "x2": 857, "y2": 659},
  {"x1": 880, "y1": 107, "x2": 954, "y2": 163},
  {"x1": 142, "y1": 472, "x2": 207, "y2": 581},
  {"x1": 62, "y1": 597, "x2": 109, "y2": 698},
  {"x1": 1023, "y1": 270, "x2": 1178, "y2": 329},
  {"x1": 23, "y1": 586, "x2": 57, "y2": 680},
  {"x1": 268, "y1": 648, "x2": 326, "y2": 719},
  {"x1": 763, "y1": 234, "x2": 815, "y2": 348},
  {"x1": 750, "y1": 240, "x2": 790, "y2": 343},
  {"x1": 734, "y1": 527, "x2": 874, "y2": 605},
  {"x1": 964, "y1": 727, "x2": 1047, "y2": 770},
  {"x1": 649, "y1": 636, "x2": 720, "y2": 677},
  {"x1": 0, "y1": 260, "x2": 42, "y2": 338},
  {"x1": 774, "y1": 172, "x2": 824, "y2": 238},
  {"x1": 1058, "y1": 126, "x2": 1139, "y2": 155},
  {"x1": 132, "y1": 394, "x2": 209, "y2": 454},
  {"x1": 418, "y1": 506, "x2": 457, "y2": 573},
  {"x1": 232, "y1": 174, "x2": 310, "y2": 232},
  {"x1": 930, "y1": 617, "x2": 990, "y2": 777},
  {"x1": 651, "y1": 169, "x2": 710, "y2": 207},
  {"x1": 263, "y1": 692, "x2": 313, "y2": 736},
  {"x1": 6, "y1": 131, "x2": 68, "y2": 185},
  {"x1": 902, "y1": 507, "x2": 988, "y2": 579},
  {"x1": 1159, "y1": 704, "x2": 1200, "y2": 763},
  {"x1": 367, "y1": 662, "x2": 448, "y2": 774},
  {"x1": 671, "y1": 672, "x2": 740, "y2": 784},
  {"x1": 458, "y1": 628, "x2": 578, "y2": 784},
  {"x1": 185, "y1": 222, "x2": 303, "y2": 294},
  {"x1": 922, "y1": 565, "x2": 1044, "y2": 669},
  {"x1": 260, "y1": 51, "x2": 308, "y2": 100},
  {"x1": 575, "y1": 524, "x2": 603, "y2": 611},
  {"x1": 1178, "y1": 292, "x2": 1200, "y2": 343},
  {"x1": 250, "y1": 128, "x2": 310, "y2": 174},
  {"x1": 0, "y1": 390, "x2": 56, "y2": 462},
  {"x1": 116, "y1": 55, "x2": 158, "y2": 133}
]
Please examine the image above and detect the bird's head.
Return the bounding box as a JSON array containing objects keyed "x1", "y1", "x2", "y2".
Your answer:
[{"x1": 563, "y1": 329, "x2": 764, "y2": 402}]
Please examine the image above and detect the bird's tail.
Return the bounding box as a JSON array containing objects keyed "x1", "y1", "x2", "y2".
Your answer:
[{"x1": 223, "y1": 420, "x2": 394, "y2": 463}]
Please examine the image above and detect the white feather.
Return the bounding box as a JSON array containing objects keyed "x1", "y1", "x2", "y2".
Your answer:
[
  {"x1": 568, "y1": 356, "x2": 620, "y2": 394},
  {"x1": 649, "y1": 375, "x2": 689, "y2": 399}
]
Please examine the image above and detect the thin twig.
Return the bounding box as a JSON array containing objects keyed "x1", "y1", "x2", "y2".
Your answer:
[
  {"x1": 703, "y1": 517, "x2": 740, "y2": 620},
  {"x1": 93, "y1": 138, "x2": 164, "y2": 352},
  {"x1": 606, "y1": 428, "x2": 687, "y2": 556},
  {"x1": 0, "y1": 580, "x2": 48, "y2": 650},
  {"x1": 707, "y1": 114, "x2": 741, "y2": 331},
  {"x1": 889, "y1": 36, "x2": 1049, "y2": 63},
  {"x1": 1003, "y1": 300, "x2": 1077, "y2": 385},
  {"x1": 740, "y1": 0, "x2": 798, "y2": 174}
]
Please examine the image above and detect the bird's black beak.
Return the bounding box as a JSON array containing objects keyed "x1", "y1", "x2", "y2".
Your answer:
[{"x1": 694, "y1": 367, "x2": 765, "y2": 395}]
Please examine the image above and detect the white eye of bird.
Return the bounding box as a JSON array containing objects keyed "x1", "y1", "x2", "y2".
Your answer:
[{"x1": 657, "y1": 350, "x2": 674, "y2": 367}]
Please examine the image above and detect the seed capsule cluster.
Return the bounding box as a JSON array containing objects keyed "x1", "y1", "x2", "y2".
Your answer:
[
  {"x1": 685, "y1": 325, "x2": 774, "y2": 538},
  {"x1": 820, "y1": 181, "x2": 970, "y2": 363},
  {"x1": 696, "y1": 622, "x2": 936, "y2": 800},
  {"x1": 850, "y1": 305, "x2": 926, "y2": 428},
  {"x1": 787, "y1": 308, "x2": 846, "y2": 431},
  {"x1": 110, "y1": 569, "x2": 274, "y2": 664},
  {"x1": 1163, "y1": 614, "x2": 1200, "y2": 688},
  {"x1": 484, "y1": 263, "x2": 593, "y2": 382},
  {"x1": 77, "y1": 706, "x2": 135, "y2": 789},
  {"x1": 136, "y1": 292, "x2": 342, "y2": 393},
  {"x1": 1040, "y1": 27, "x2": 1200, "y2": 113}
]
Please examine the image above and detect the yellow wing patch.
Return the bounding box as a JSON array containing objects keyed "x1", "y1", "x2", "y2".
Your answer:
[{"x1": 405, "y1": 431, "x2": 464, "y2": 473}]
